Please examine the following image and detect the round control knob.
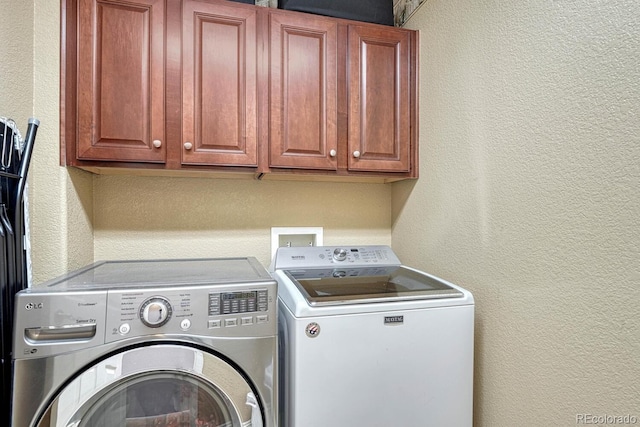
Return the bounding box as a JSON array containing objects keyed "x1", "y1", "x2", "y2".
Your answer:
[
  {"x1": 140, "y1": 297, "x2": 172, "y2": 328},
  {"x1": 333, "y1": 248, "x2": 348, "y2": 262}
]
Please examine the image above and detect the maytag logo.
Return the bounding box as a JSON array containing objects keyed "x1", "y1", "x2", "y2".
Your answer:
[
  {"x1": 384, "y1": 315, "x2": 404, "y2": 325},
  {"x1": 291, "y1": 256, "x2": 306, "y2": 260}
]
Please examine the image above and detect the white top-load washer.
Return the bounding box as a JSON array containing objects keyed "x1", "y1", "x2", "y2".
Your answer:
[{"x1": 272, "y1": 245, "x2": 474, "y2": 427}]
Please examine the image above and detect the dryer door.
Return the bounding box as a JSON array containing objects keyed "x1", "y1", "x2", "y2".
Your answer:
[{"x1": 35, "y1": 344, "x2": 263, "y2": 427}]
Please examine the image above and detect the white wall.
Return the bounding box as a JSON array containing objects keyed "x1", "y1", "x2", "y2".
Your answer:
[{"x1": 394, "y1": 0, "x2": 640, "y2": 425}]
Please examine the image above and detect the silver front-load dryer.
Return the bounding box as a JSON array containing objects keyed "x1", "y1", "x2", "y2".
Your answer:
[{"x1": 12, "y1": 258, "x2": 277, "y2": 427}]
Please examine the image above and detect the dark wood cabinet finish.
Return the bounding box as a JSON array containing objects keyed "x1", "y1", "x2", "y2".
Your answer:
[
  {"x1": 62, "y1": 0, "x2": 418, "y2": 182},
  {"x1": 348, "y1": 24, "x2": 412, "y2": 173},
  {"x1": 182, "y1": 0, "x2": 259, "y2": 167},
  {"x1": 75, "y1": 0, "x2": 165, "y2": 163},
  {"x1": 268, "y1": 12, "x2": 338, "y2": 170}
]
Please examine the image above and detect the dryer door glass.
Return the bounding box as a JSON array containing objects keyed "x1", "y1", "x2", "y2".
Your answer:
[{"x1": 35, "y1": 345, "x2": 262, "y2": 427}]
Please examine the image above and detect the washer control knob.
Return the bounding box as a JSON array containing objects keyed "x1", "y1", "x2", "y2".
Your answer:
[
  {"x1": 140, "y1": 297, "x2": 172, "y2": 328},
  {"x1": 333, "y1": 248, "x2": 348, "y2": 262}
]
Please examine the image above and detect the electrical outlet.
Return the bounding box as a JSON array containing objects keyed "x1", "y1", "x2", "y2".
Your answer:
[{"x1": 271, "y1": 227, "x2": 323, "y2": 258}]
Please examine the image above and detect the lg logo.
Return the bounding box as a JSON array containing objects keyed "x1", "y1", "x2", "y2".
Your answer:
[{"x1": 25, "y1": 302, "x2": 44, "y2": 310}]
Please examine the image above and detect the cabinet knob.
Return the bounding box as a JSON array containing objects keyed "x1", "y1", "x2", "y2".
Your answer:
[
  {"x1": 329, "y1": 149, "x2": 337, "y2": 157},
  {"x1": 353, "y1": 150, "x2": 361, "y2": 158},
  {"x1": 184, "y1": 142, "x2": 193, "y2": 150},
  {"x1": 152, "y1": 139, "x2": 162, "y2": 148}
]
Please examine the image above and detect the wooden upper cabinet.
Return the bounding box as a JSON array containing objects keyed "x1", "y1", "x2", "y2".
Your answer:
[
  {"x1": 347, "y1": 25, "x2": 412, "y2": 173},
  {"x1": 63, "y1": 0, "x2": 417, "y2": 180},
  {"x1": 76, "y1": 0, "x2": 165, "y2": 162},
  {"x1": 182, "y1": 0, "x2": 258, "y2": 167},
  {"x1": 269, "y1": 12, "x2": 338, "y2": 170}
]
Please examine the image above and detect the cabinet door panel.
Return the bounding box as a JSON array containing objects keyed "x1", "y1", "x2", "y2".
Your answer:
[
  {"x1": 348, "y1": 25, "x2": 410, "y2": 172},
  {"x1": 269, "y1": 13, "x2": 337, "y2": 170},
  {"x1": 182, "y1": 1, "x2": 258, "y2": 166},
  {"x1": 77, "y1": 0, "x2": 165, "y2": 162}
]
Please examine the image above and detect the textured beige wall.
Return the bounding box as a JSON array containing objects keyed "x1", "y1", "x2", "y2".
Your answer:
[
  {"x1": 2, "y1": 0, "x2": 94, "y2": 285},
  {"x1": 93, "y1": 176, "x2": 391, "y2": 268},
  {"x1": 394, "y1": 0, "x2": 640, "y2": 425},
  {"x1": 0, "y1": 1, "x2": 33, "y2": 126}
]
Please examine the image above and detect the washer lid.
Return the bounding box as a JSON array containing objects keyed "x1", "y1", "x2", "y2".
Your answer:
[{"x1": 283, "y1": 265, "x2": 463, "y2": 306}]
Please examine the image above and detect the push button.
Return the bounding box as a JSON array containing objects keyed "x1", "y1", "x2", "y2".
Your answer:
[
  {"x1": 208, "y1": 319, "x2": 221, "y2": 329},
  {"x1": 256, "y1": 315, "x2": 269, "y2": 324},
  {"x1": 241, "y1": 316, "x2": 253, "y2": 326},
  {"x1": 225, "y1": 318, "x2": 238, "y2": 327}
]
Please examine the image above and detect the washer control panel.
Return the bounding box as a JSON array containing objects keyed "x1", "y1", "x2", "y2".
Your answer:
[
  {"x1": 14, "y1": 257, "x2": 278, "y2": 359},
  {"x1": 273, "y1": 245, "x2": 402, "y2": 269}
]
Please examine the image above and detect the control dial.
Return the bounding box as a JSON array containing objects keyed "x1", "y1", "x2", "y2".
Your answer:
[
  {"x1": 333, "y1": 248, "x2": 348, "y2": 262},
  {"x1": 140, "y1": 297, "x2": 172, "y2": 328}
]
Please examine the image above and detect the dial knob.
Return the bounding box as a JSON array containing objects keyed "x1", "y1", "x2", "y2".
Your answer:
[
  {"x1": 333, "y1": 248, "x2": 348, "y2": 262},
  {"x1": 140, "y1": 297, "x2": 172, "y2": 328}
]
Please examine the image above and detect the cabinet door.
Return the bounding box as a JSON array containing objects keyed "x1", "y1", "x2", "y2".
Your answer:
[
  {"x1": 348, "y1": 25, "x2": 411, "y2": 172},
  {"x1": 182, "y1": 1, "x2": 258, "y2": 167},
  {"x1": 269, "y1": 12, "x2": 338, "y2": 170},
  {"x1": 76, "y1": 0, "x2": 165, "y2": 162}
]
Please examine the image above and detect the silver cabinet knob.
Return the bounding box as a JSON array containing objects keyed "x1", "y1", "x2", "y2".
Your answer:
[
  {"x1": 353, "y1": 150, "x2": 361, "y2": 158},
  {"x1": 329, "y1": 149, "x2": 337, "y2": 157},
  {"x1": 152, "y1": 139, "x2": 162, "y2": 148},
  {"x1": 184, "y1": 142, "x2": 193, "y2": 150}
]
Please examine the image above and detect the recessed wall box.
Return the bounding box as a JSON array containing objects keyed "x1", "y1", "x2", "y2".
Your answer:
[{"x1": 271, "y1": 227, "x2": 323, "y2": 259}]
